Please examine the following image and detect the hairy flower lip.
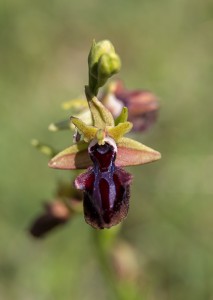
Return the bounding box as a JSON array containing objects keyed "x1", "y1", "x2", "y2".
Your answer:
[{"x1": 74, "y1": 140, "x2": 133, "y2": 229}]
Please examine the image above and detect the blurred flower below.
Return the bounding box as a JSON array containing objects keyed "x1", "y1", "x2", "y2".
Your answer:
[{"x1": 29, "y1": 183, "x2": 82, "y2": 238}]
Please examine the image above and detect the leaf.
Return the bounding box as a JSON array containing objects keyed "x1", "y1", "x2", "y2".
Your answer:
[
  {"x1": 48, "y1": 142, "x2": 92, "y2": 170},
  {"x1": 116, "y1": 137, "x2": 161, "y2": 167}
]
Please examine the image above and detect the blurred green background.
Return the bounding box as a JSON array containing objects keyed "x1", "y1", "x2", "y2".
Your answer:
[{"x1": 1, "y1": 0, "x2": 213, "y2": 299}]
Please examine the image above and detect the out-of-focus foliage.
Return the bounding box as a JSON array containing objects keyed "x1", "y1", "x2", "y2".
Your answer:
[{"x1": 0, "y1": 0, "x2": 213, "y2": 299}]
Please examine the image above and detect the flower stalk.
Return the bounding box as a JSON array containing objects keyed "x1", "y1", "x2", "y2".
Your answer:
[{"x1": 93, "y1": 228, "x2": 143, "y2": 300}]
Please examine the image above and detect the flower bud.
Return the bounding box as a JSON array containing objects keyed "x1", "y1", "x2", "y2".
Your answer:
[
  {"x1": 97, "y1": 53, "x2": 121, "y2": 88},
  {"x1": 88, "y1": 40, "x2": 121, "y2": 95},
  {"x1": 88, "y1": 40, "x2": 115, "y2": 79}
]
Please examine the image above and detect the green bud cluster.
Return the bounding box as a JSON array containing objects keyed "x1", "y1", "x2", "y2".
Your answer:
[{"x1": 88, "y1": 40, "x2": 121, "y2": 95}]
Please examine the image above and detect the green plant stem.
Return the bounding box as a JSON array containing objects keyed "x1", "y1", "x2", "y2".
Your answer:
[
  {"x1": 92, "y1": 229, "x2": 124, "y2": 300},
  {"x1": 89, "y1": 74, "x2": 99, "y2": 96},
  {"x1": 92, "y1": 229, "x2": 144, "y2": 300}
]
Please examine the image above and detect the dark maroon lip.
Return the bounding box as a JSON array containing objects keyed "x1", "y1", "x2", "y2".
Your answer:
[{"x1": 75, "y1": 141, "x2": 132, "y2": 229}]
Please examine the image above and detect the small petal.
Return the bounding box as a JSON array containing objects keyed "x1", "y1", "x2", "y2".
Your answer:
[
  {"x1": 107, "y1": 121, "x2": 133, "y2": 142},
  {"x1": 115, "y1": 106, "x2": 128, "y2": 125},
  {"x1": 116, "y1": 137, "x2": 161, "y2": 167},
  {"x1": 48, "y1": 141, "x2": 92, "y2": 170}
]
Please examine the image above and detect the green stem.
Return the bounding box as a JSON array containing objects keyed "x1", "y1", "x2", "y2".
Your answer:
[
  {"x1": 88, "y1": 73, "x2": 99, "y2": 96},
  {"x1": 92, "y1": 229, "x2": 124, "y2": 300},
  {"x1": 92, "y1": 226, "x2": 144, "y2": 300},
  {"x1": 92, "y1": 228, "x2": 145, "y2": 300}
]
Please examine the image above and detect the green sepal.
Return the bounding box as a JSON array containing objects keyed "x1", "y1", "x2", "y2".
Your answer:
[
  {"x1": 71, "y1": 116, "x2": 98, "y2": 142},
  {"x1": 107, "y1": 122, "x2": 132, "y2": 142},
  {"x1": 116, "y1": 137, "x2": 161, "y2": 167},
  {"x1": 85, "y1": 86, "x2": 114, "y2": 129},
  {"x1": 115, "y1": 107, "x2": 128, "y2": 125},
  {"x1": 48, "y1": 141, "x2": 91, "y2": 170}
]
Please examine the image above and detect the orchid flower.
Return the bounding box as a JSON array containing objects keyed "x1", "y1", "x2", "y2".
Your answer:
[{"x1": 46, "y1": 40, "x2": 161, "y2": 229}]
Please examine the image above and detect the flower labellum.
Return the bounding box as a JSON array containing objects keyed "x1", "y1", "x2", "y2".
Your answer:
[{"x1": 75, "y1": 137, "x2": 132, "y2": 229}]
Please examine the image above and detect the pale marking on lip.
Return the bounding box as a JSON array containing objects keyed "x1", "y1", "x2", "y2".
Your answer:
[{"x1": 88, "y1": 137, "x2": 117, "y2": 153}]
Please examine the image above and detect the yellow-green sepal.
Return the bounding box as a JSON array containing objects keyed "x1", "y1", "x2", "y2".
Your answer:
[{"x1": 71, "y1": 116, "x2": 98, "y2": 142}]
